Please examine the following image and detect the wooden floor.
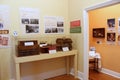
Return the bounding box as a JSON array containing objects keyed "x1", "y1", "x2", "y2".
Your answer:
[
  {"x1": 89, "y1": 69, "x2": 120, "y2": 80},
  {"x1": 46, "y1": 74, "x2": 79, "y2": 80},
  {"x1": 46, "y1": 70, "x2": 120, "y2": 80}
]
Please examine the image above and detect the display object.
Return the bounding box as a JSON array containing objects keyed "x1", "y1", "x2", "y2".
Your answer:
[
  {"x1": 107, "y1": 33, "x2": 116, "y2": 42},
  {"x1": 39, "y1": 42, "x2": 49, "y2": 53},
  {"x1": 17, "y1": 40, "x2": 39, "y2": 57},
  {"x1": 39, "y1": 46, "x2": 49, "y2": 53},
  {"x1": 40, "y1": 44, "x2": 57, "y2": 53},
  {"x1": 48, "y1": 45, "x2": 57, "y2": 54},
  {"x1": 93, "y1": 28, "x2": 105, "y2": 38},
  {"x1": 56, "y1": 38, "x2": 72, "y2": 51}
]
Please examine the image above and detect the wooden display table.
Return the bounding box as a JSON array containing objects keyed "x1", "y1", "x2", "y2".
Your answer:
[{"x1": 14, "y1": 50, "x2": 78, "y2": 80}]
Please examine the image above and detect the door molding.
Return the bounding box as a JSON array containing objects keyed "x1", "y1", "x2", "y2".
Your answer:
[{"x1": 83, "y1": 0, "x2": 120, "y2": 80}]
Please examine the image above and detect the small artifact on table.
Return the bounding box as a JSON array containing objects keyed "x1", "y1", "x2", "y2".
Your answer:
[
  {"x1": 17, "y1": 40, "x2": 39, "y2": 57},
  {"x1": 56, "y1": 38, "x2": 72, "y2": 51}
]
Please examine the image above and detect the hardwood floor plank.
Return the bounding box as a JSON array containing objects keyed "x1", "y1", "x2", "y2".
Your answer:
[
  {"x1": 46, "y1": 74, "x2": 79, "y2": 80},
  {"x1": 46, "y1": 70, "x2": 120, "y2": 80},
  {"x1": 89, "y1": 69, "x2": 120, "y2": 80}
]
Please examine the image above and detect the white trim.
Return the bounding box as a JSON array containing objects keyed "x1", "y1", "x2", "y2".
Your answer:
[
  {"x1": 77, "y1": 71, "x2": 84, "y2": 80},
  {"x1": 70, "y1": 68, "x2": 84, "y2": 80},
  {"x1": 85, "y1": 0, "x2": 120, "y2": 11},
  {"x1": 101, "y1": 68, "x2": 120, "y2": 79},
  {"x1": 83, "y1": 10, "x2": 89, "y2": 80},
  {"x1": 83, "y1": 0, "x2": 120, "y2": 80},
  {"x1": 10, "y1": 68, "x2": 120, "y2": 80}
]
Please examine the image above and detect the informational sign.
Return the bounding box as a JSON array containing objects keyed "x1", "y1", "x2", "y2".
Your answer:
[
  {"x1": 62, "y1": 47, "x2": 69, "y2": 51},
  {"x1": 20, "y1": 7, "x2": 40, "y2": 34},
  {"x1": 0, "y1": 5, "x2": 10, "y2": 48},
  {"x1": 44, "y1": 16, "x2": 64, "y2": 34},
  {"x1": 70, "y1": 20, "x2": 81, "y2": 33},
  {"x1": 48, "y1": 45, "x2": 57, "y2": 54}
]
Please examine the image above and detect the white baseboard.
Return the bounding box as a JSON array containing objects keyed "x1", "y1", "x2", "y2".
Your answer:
[
  {"x1": 70, "y1": 68, "x2": 84, "y2": 80},
  {"x1": 11, "y1": 68, "x2": 120, "y2": 80},
  {"x1": 101, "y1": 68, "x2": 120, "y2": 79},
  {"x1": 10, "y1": 68, "x2": 66, "y2": 80},
  {"x1": 70, "y1": 68, "x2": 120, "y2": 80}
]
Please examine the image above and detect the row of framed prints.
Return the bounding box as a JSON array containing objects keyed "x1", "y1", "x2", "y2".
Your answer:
[
  {"x1": 93, "y1": 18, "x2": 120, "y2": 45},
  {"x1": 107, "y1": 18, "x2": 120, "y2": 44}
]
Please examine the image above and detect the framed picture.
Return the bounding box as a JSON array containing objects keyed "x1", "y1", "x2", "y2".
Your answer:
[
  {"x1": 107, "y1": 18, "x2": 115, "y2": 28},
  {"x1": 107, "y1": 32, "x2": 116, "y2": 42},
  {"x1": 93, "y1": 28, "x2": 105, "y2": 38}
]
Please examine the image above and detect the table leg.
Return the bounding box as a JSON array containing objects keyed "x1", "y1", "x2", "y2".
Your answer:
[
  {"x1": 15, "y1": 63, "x2": 20, "y2": 80},
  {"x1": 74, "y1": 54, "x2": 77, "y2": 78},
  {"x1": 66, "y1": 56, "x2": 70, "y2": 74}
]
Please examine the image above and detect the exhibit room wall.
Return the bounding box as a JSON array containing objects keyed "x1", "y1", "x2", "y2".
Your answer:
[
  {"x1": 0, "y1": 0, "x2": 69, "y2": 80},
  {"x1": 0, "y1": 0, "x2": 111, "y2": 79},
  {"x1": 69, "y1": 0, "x2": 107, "y2": 72},
  {"x1": 89, "y1": 3, "x2": 120, "y2": 73}
]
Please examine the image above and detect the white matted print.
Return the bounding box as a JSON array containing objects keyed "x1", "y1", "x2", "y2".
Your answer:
[
  {"x1": 0, "y1": 5, "x2": 10, "y2": 30},
  {"x1": 0, "y1": 16, "x2": 4, "y2": 29},
  {"x1": 44, "y1": 16, "x2": 64, "y2": 34},
  {"x1": 107, "y1": 32, "x2": 116, "y2": 45},
  {"x1": 118, "y1": 18, "x2": 120, "y2": 33},
  {"x1": 0, "y1": 5, "x2": 10, "y2": 48},
  {"x1": 0, "y1": 35, "x2": 10, "y2": 48},
  {"x1": 107, "y1": 18, "x2": 115, "y2": 31},
  {"x1": 20, "y1": 7, "x2": 40, "y2": 34}
]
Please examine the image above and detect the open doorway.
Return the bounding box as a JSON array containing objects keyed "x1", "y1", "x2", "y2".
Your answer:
[{"x1": 83, "y1": 0, "x2": 120, "y2": 80}]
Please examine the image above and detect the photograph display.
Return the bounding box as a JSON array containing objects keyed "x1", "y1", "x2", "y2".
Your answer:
[
  {"x1": 20, "y1": 7, "x2": 40, "y2": 34},
  {"x1": 44, "y1": 16, "x2": 64, "y2": 34},
  {"x1": 0, "y1": 35, "x2": 9, "y2": 46},
  {"x1": 93, "y1": 28, "x2": 105, "y2": 38},
  {"x1": 26, "y1": 25, "x2": 39, "y2": 33},
  {"x1": 107, "y1": 33, "x2": 116, "y2": 42},
  {"x1": 107, "y1": 18, "x2": 115, "y2": 27},
  {"x1": 107, "y1": 18, "x2": 115, "y2": 31},
  {"x1": 0, "y1": 22, "x2": 3, "y2": 29},
  {"x1": 0, "y1": 5, "x2": 10, "y2": 48},
  {"x1": 118, "y1": 18, "x2": 120, "y2": 32}
]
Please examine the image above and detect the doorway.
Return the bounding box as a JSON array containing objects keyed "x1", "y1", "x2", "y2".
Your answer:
[{"x1": 83, "y1": 0, "x2": 120, "y2": 80}]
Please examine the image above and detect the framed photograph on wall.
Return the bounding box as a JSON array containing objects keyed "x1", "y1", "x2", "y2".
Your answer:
[
  {"x1": 93, "y1": 28, "x2": 105, "y2": 38},
  {"x1": 118, "y1": 18, "x2": 120, "y2": 32},
  {"x1": 107, "y1": 32, "x2": 116, "y2": 42},
  {"x1": 107, "y1": 18, "x2": 115, "y2": 31}
]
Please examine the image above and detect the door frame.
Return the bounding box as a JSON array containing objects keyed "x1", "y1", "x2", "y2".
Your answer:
[{"x1": 83, "y1": 0, "x2": 120, "y2": 80}]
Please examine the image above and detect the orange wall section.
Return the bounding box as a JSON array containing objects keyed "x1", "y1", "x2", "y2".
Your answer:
[{"x1": 88, "y1": 4, "x2": 120, "y2": 73}]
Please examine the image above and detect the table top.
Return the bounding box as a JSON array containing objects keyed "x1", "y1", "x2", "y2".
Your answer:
[{"x1": 14, "y1": 50, "x2": 77, "y2": 64}]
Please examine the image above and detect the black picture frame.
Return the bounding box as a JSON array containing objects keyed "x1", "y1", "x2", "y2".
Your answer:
[{"x1": 93, "y1": 28, "x2": 105, "y2": 38}]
